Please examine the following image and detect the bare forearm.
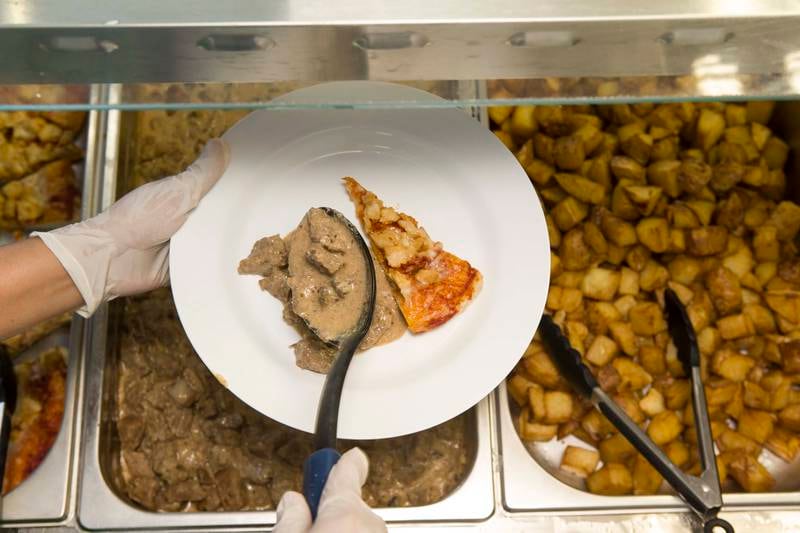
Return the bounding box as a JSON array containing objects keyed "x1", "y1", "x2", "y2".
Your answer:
[{"x1": 0, "y1": 238, "x2": 83, "y2": 339}]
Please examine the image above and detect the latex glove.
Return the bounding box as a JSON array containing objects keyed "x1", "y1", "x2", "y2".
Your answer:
[
  {"x1": 34, "y1": 138, "x2": 230, "y2": 317},
  {"x1": 274, "y1": 448, "x2": 387, "y2": 533}
]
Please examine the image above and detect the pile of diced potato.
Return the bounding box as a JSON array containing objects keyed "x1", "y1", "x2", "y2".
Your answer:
[{"x1": 494, "y1": 99, "x2": 800, "y2": 495}]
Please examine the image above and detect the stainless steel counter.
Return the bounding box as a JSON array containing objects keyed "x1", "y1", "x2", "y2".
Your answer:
[{"x1": 7, "y1": 86, "x2": 800, "y2": 531}]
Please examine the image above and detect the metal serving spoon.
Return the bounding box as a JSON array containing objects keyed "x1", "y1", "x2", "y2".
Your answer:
[{"x1": 302, "y1": 207, "x2": 376, "y2": 519}]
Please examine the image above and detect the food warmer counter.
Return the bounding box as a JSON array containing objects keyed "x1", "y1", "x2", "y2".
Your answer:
[{"x1": 4, "y1": 1, "x2": 800, "y2": 531}]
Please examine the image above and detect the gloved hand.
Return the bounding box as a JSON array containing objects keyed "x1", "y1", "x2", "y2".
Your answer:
[
  {"x1": 274, "y1": 448, "x2": 387, "y2": 533},
  {"x1": 34, "y1": 138, "x2": 229, "y2": 317}
]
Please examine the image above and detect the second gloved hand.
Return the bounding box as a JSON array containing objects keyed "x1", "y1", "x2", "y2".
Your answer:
[
  {"x1": 274, "y1": 448, "x2": 387, "y2": 533},
  {"x1": 34, "y1": 138, "x2": 230, "y2": 316}
]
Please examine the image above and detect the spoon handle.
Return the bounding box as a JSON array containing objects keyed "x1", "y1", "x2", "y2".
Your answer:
[{"x1": 302, "y1": 448, "x2": 341, "y2": 519}]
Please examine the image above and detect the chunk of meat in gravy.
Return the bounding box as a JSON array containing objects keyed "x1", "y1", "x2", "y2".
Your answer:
[
  {"x1": 239, "y1": 208, "x2": 406, "y2": 374},
  {"x1": 286, "y1": 209, "x2": 367, "y2": 343},
  {"x1": 238, "y1": 235, "x2": 287, "y2": 276}
]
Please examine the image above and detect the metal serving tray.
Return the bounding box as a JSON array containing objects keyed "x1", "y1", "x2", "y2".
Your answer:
[
  {"x1": 0, "y1": 94, "x2": 107, "y2": 527},
  {"x1": 497, "y1": 101, "x2": 800, "y2": 515},
  {"x1": 76, "y1": 100, "x2": 494, "y2": 530}
]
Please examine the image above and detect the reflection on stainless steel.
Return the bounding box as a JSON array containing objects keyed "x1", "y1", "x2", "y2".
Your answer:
[
  {"x1": 0, "y1": 1, "x2": 799, "y2": 87},
  {"x1": 692, "y1": 53, "x2": 742, "y2": 96}
]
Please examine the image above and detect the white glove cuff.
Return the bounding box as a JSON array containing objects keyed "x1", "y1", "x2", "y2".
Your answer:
[{"x1": 33, "y1": 228, "x2": 115, "y2": 317}]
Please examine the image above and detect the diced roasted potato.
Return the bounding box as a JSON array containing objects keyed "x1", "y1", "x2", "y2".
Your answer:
[
  {"x1": 665, "y1": 440, "x2": 690, "y2": 468},
  {"x1": 664, "y1": 379, "x2": 691, "y2": 410},
  {"x1": 611, "y1": 156, "x2": 646, "y2": 182},
  {"x1": 488, "y1": 105, "x2": 513, "y2": 125},
  {"x1": 560, "y1": 445, "x2": 600, "y2": 478},
  {"x1": 779, "y1": 404, "x2": 800, "y2": 432},
  {"x1": 779, "y1": 340, "x2": 800, "y2": 373},
  {"x1": 508, "y1": 372, "x2": 538, "y2": 406},
  {"x1": 705, "y1": 265, "x2": 742, "y2": 315},
  {"x1": 722, "y1": 244, "x2": 754, "y2": 279},
  {"x1": 581, "y1": 409, "x2": 616, "y2": 441},
  {"x1": 695, "y1": 109, "x2": 725, "y2": 151},
  {"x1": 560, "y1": 229, "x2": 593, "y2": 271},
  {"x1": 629, "y1": 302, "x2": 668, "y2": 336},
  {"x1": 647, "y1": 411, "x2": 683, "y2": 445},
  {"x1": 639, "y1": 260, "x2": 670, "y2": 291},
  {"x1": 746, "y1": 101, "x2": 775, "y2": 124},
  {"x1": 712, "y1": 348, "x2": 756, "y2": 381},
  {"x1": 606, "y1": 323, "x2": 636, "y2": 359},
  {"x1": 540, "y1": 390, "x2": 574, "y2": 424},
  {"x1": 705, "y1": 379, "x2": 739, "y2": 406},
  {"x1": 526, "y1": 159, "x2": 555, "y2": 186},
  {"x1": 647, "y1": 160, "x2": 682, "y2": 198},
  {"x1": 534, "y1": 133, "x2": 556, "y2": 165},
  {"x1": 639, "y1": 388, "x2": 666, "y2": 417},
  {"x1": 539, "y1": 186, "x2": 568, "y2": 206},
  {"x1": 738, "y1": 409, "x2": 774, "y2": 444},
  {"x1": 585, "y1": 335, "x2": 619, "y2": 366},
  {"x1": 586, "y1": 463, "x2": 633, "y2": 496},
  {"x1": 546, "y1": 214, "x2": 562, "y2": 249},
  {"x1": 639, "y1": 345, "x2": 667, "y2": 376},
  {"x1": 599, "y1": 433, "x2": 637, "y2": 463},
  {"x1": 599, "y1": 210, "x2": 638, "y2": 247},
  {"x1": 632, "y1": 454, "x2": 663, "y2": 495},
  {"x1": 585, "y1": 302, "x2": 623, "y2": 335},
  {"x1": 686, "y1": 226, "x2": 728, "y2": 257},
  {"x1": 710, "y1": 162, "x2": 744, "y2": 194},
  {"x1": 742, "y1": 381, "x2": 770, "y2": 410},
  {"x1": 677, "y1": 160, "x2": 713, "y2": 196},
  {"x1": 615, "y1": 268, "x2": 638, "y2": 297},
  {"x1": 668, "y1": 255, "x2": 703, "y2": 285},
  {"x1": 622, "y1": 131, "x2": 653, "y2": 165},
  {"x1": 625, "y1": 245, "x2": 650, "y2": 272},
  {"x1": 582, "y1": 221, "x2": 608, "y2": 255},
  {"x1": 667, "y1": 203, "x2": 701, "y2": 229},
  {"x1": 614, "y1": 294, "x2": 637, "y2": 318},
  {"x1": 581, "y1": 267, "x2": 621, "y2": 301},
  {"x1": 519, "y1": 417, "x2": 559, "y2": 441},
  {"x1": 509, "y1": 106, "x2": 537, "y2": 138},
  {"x1": 769, "y1": 201, "x2": 800, "y2": 242},
  {"x1": 717, "y1": 314, "x2": 757, "y2": 341},
  {"x1": 753, "y1": 225, "x2": 780, "y2": 262},
  {"x1": 612, "y1": 357, "x2": 652, "y2": 390},
  {"x1": 728, "y1": 454, "x2": 775, "y2": 492},
  {"x1": 717, "y1": 429, "x2": 762, "y2": 456},
  {"x1": 762, "y1": 136, "x2": 789, "y2": 170},
  {"x1": 553, "y1": 173, "x2": 605, "y2": 205},
  {"x1": 635, "y1": 217, "x2": 670, "y2": 253},
  {"x1": 552, "y1": 197, "x2": 590, "y2": 232},
  {"x1": 523, "y1": 350, "x2": 562, "y2": 389},
  {"x1": 554, "y1": 136, "x2": 586, "y2": 171},
  {"x1": 765, "y1": 427, "x2": 800, "y2": 462},
  {"x1": 765, "y1": 291, "x2": 800, "y2": 325}
]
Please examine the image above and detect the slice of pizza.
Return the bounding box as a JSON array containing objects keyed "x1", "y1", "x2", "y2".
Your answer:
[{"x1": 343, "y1": 177, "x2": 482, "y2": 333}]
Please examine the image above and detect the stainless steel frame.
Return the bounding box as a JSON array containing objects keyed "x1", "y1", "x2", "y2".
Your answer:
[
  {"x1": 2, "y1": 0, "x2": 800, "y2": 87},
  {"x1": 0, "y1": 89, "x2": 107, "y2": 527},
  {"x1": 78, "y1": 303, "x2": 494, "y2": 530}
]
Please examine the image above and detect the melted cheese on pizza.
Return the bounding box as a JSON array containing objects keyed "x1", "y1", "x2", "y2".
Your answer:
[{"x1": 344, "y1": 177, "x2": 482, "y2": 333}]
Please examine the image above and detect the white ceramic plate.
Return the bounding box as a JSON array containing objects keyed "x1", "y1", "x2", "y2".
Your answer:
[{"x1": 170, "y1": 82, "x2": 550, "y2": 439}]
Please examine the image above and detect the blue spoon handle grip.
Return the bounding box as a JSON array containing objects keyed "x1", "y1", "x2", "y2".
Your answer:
[{"x1": 303, "y1": 448, "x2": 341, "y2": 520}]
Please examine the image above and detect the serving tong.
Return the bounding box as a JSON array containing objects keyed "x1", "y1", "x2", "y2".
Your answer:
[{"x1": 538, "y1": 289, "x2": 733, "y2": 533}]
